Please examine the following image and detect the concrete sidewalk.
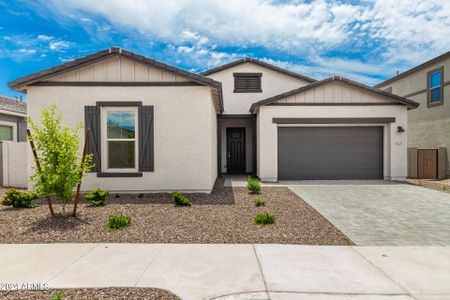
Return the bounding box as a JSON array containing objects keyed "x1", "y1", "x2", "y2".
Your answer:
[{"x1": 0, "y1": 244, "x2": 449, "y2": 300}]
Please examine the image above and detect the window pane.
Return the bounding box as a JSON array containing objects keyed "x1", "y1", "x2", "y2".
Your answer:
[
  {"x1": 431, "y1": 88, "x2": 441, "y2": 103},
  {"x1": 108, "y1": 141, "x2": 135, "y2": 168},
  {"x1": 0, "y1": 126, "x2": 12, "y2": 141},
  {"x1": 430, "y1": 71, "x2": 441, "y2": 88},
  {"x1": 107, "y1": 111, "x2": 135, "y2": 139}
]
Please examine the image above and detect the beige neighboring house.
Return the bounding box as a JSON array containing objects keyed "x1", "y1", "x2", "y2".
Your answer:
[
  {"x1": 0, "y1": 96, "x2": 28, "y2": 187},
  {"x1": 9, "y1": 47, "x2": 418, "y2": 193},
  {"x1": 376, "y1": 51, "x2": 450, "y2": 176}
]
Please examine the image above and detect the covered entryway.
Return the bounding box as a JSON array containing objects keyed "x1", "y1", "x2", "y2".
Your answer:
[
  {"x1": 217, "y1": 115, "x2": 256, "y2": 175},
  {"x1": 278, "y1": 127, "x2": 383, "y2": 180}
]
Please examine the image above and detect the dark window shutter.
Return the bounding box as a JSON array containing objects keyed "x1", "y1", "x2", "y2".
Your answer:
[
  {"x1": 139, "y1": 106, "x2": 154, "y2": 172},
  {"x1": 84, "y1": 106, "x2": 101, "y2": 172}
]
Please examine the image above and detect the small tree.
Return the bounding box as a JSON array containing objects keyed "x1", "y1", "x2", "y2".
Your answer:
[{"x1": 28, "y1": 105, "x2": 92, "y2": 217}]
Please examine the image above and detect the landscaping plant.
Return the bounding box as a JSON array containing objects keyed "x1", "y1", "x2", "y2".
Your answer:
[
  {"x1": 28, "y1": 105, "x2": 93, "y2": 217},
  {"x1": 49, "y1": 291, "x2": 64, "y2": 300},
  {"x1": 2, "y1": 188, "x2": 38, "y2": 208},
  {"x1": 107, "y1": 214, "x2": 131, "y2": 230},
  {"x1": 254, "y1": 213, "x2": 275, "y2": 225},
  {"x1": 246, "y1": 176, "x2": 261, "y2": 194},
  {"x1": 254, "y1": 199, "x2": 266, "y2": 207},
  {"x1": 173, "y1": 191, "x2": 192, "y2": 206},
  {"x1": 85, "y1": 188, "x2": 109, "y2": 206}
]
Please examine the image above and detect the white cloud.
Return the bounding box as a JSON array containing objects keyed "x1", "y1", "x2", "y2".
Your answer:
[
  {"x1": 17, "y1": 48, "x2": 36, "y2": 54},
  {"x1": 37, "y1": 34, "x2": 54, "y2": 41},
  {"x1": 21, "y1": 0, "x2": 450, "y2": 83},
  {"x1": 49, "y1": 40, "x2": 71, "y2": 50}
]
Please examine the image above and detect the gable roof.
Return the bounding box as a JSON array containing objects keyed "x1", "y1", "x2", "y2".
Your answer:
[
  {"x1": 250, "y1": 76, "x2": 420, "y2": 113},
  {"x1": 375, "y1": 51, "x2": 450, "y2": 88},
  {"x1": 0, "y1": 95, "x2": 27, "y2": 116},
  {"x1": 8, "y1": 47, "x2": 222, "y2": 91},
  {"x1": 200, "y1": 58, "x2": 316, "y2": 83}
]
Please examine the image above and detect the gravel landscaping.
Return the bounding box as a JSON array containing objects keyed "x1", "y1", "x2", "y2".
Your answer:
[
  {"x1": 0, "y1": 178, "x2": 352, "y2": 244},
  {"x1": 0, "y1": 288, "x2": 180, "y2": 300}
]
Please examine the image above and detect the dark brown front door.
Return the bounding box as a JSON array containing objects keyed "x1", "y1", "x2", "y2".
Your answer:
[{"x1": 227, "y1": 128, "x2": 246, "y2": 173}]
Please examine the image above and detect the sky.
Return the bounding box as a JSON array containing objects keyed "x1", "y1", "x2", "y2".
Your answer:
[{"x1": 1, "y1": 0, "x2": 449, "y2": 99}]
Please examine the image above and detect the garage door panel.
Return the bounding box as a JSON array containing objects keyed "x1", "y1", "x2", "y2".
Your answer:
[{"x1": 278, "y1": 127, "x2": 383, "y2": 180}]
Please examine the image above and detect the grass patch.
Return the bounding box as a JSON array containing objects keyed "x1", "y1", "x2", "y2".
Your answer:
[
  {"x1": 107, "y1": 214, "x2": 131, "y2": 230},
  {"x1": 49, "y1": 291, "x2": 64, "y2": 300},
  {"x1": 246, "y1": 176, "x2": 261, "y2": 194},
  {"x1": 173, "y1": 191, "x2": 192, "y2": 206},
  {"x1": 84, "y1": 188, "x2": 109, "y2": 207},
  {"x1": 2, "y1": 189, "x2": 38, "y2": 208},
  {"x1": 254, "y1": 213, "x2": 275, "y2": 225},
  {"x1": 254, "y1": 199, "x2": 266, "y2": 207}
]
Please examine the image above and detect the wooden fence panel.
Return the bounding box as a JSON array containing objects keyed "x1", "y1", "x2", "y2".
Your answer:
[{"x1": 417, "y1": 149, "x2": 438, "y2": 179}]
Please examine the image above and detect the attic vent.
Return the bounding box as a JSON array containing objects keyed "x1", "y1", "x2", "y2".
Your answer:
[{"x1": 233, "y1": 73, "x2": 262, "y2": 93}]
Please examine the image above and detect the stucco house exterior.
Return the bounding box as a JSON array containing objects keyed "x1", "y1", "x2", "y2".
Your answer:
[
  {"x1": 376, "y1": 51, "x2": 450, "y2": 176},
  {"x1": 9, "y1": 47, "x2": 419, "y2": 192}
]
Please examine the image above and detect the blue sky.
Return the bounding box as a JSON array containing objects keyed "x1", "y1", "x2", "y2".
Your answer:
[{"x1": 1, "y1": 0, "x2": 449, "y2": 99}]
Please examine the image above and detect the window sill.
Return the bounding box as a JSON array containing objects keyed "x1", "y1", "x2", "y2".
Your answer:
[
  {"x1": 427, "y1": 101, "x2": 443, "y2": 108},
  {"x1": 97, "y1": 172, "x2": 143, "y2": 177}
]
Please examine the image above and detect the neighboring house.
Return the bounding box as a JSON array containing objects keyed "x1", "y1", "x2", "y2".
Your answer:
[
  {"x1": 0, "y1": 95, "x2": 27, "y2": 142},
  {"x1": 376, "y1": 51, "x2": 450, "y2": 176},
  {"x1": 0, "y1": 95, "x2": 28, "y2": 187},
  {"x1": 8, "y1": 47, "x2": 419, "y2": 192}
]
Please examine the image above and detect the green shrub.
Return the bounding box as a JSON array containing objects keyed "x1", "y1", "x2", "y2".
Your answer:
[
  {"x1": 2, "y1": 189, "x2": 38, "y2": 208},
  {"x1": 49, "y1": 291, "x2": 64, "y2": 300},
  {"x1": 173, "y1": 191, "x2": 192, "y2": 206},
  {"x1": 84, "y1": 188, "x2": 109, "y2": 206},
  {"x1": 246, "y1": 176, "x2": 261, "y2": 194},
  {"x1": 254, "y1": 213, "x2": 275, "y2": 225},
  {"x1": 254, "y1": 199, "x2": 265, "y2": 207},
  {"x1": 107, "y1": 214, "x2": 131, "y2": 230}
]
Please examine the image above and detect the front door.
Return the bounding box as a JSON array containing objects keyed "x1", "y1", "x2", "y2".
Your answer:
[{"x1": 227, "y1": 128, "x2": 246, "y2": 173}]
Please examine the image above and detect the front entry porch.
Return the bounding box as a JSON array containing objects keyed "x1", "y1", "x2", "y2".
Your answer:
[{"x1": 217, "y1": 115, "x2": 256, "y2": 175}]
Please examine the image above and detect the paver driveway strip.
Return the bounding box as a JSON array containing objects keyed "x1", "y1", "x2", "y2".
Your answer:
[{"x1": 288, "y1": 183, "x2": 450, "y2": 246}]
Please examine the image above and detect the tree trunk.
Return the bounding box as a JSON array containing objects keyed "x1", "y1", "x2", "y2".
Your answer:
[{"x1": 27, "y1": 129, "x2": 55, "y2": 217}]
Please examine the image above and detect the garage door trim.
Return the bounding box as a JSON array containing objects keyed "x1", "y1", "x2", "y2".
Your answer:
[{"x1": 273, "y1": 117, "x2": 395, "y2": 124}]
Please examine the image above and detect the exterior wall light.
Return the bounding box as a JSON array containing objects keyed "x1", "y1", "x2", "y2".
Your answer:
[{"x1": 397, "y1": 126, "x2": 405, "y2": 133}]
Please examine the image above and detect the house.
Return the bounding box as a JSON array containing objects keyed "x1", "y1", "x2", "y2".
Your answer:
[
  {"x1": 8, "y1": 47, "x2": 419, "y2": 192},
  {"x1": 0, "y1": 95, "x2": 28, "y2": 187},
  {"x1": 376, "y1": 52, "x2": 450, "y2": 177}
]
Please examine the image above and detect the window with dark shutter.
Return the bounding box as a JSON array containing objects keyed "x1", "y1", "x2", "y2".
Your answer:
[
  {"x1": 233, "y1": 73, "x2": 262, "y2": 93},
  {"x1": 84, "y1": 103, "x2": 154, "y2": 176}
]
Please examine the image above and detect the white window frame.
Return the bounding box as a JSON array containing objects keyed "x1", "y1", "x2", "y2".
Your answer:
[
  {"x1": 101, "y1": 106, "x2": 139, "y2": 173},
  {"x1": 0, "y1": 121, "x2": 16, "y2": 142}
]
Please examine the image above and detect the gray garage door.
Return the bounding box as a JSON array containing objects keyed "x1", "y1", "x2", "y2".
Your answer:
[{"x1": 278, "y1": 127, "x2": 383, "y2": 180}]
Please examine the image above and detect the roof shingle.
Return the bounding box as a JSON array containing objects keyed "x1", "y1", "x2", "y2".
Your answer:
[{"x1": 0, "y1": 95, "x2": 27, "y2": 115}]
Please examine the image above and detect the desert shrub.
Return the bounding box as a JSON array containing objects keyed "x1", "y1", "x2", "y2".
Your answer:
[
  {"x1": 85, "y1": 188, "x2": 109, "y2": 206},
  {"x1": 172, "y1": 191, "x2": 192, "y2": 206},
  {"x1": 49, "y1": 291, "x2": 64, "y2": 300},
  {"x1": 107, "y1": 214, "x2": 131, "y2": 230},
  {"x1": 2, "y1": 189, "x2": 38, "y2": 208},
  {"x1": 254, "y1": 199, "x2": 265, "y2": 207},
  {"x1": 254, "y1": 213, "x2": 275, "y2": 225},
  {"x1": 246, "y1": 176, "x2": 261, "y2": 194}
]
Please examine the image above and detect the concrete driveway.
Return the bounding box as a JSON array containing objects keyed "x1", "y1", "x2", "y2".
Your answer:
[{"x1": 288, "y1": 182, "x2": 450, "y2": 246}]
